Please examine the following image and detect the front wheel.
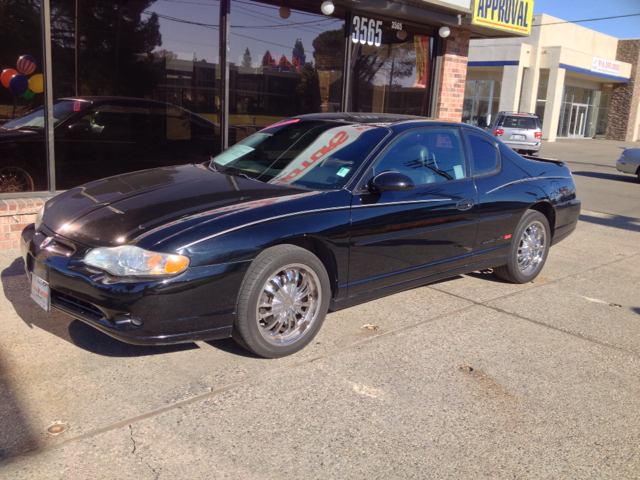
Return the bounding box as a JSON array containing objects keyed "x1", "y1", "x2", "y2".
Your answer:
[
  {"x1": 233, "y1": 245, "x2": 330, "y2": 358},
  {"x1": 494, "y1": 210, "x2": 550, "y2": 284}
]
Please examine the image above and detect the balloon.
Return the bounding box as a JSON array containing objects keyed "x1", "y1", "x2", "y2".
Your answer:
[
  {"x1": 1, "y1": 68, "x2": 18, "y2": 88},
  {"x1": 20, "y1": 89, "x2": 35, "y2": 100},
  {"x1": 16, "y1": 55, "x2": 37, "y2": 75},
  {"x1": 9, "y1": 74, "x2": 29, "y2": 96},
  {"x1": 28, "y1": 73, "x2": 44, "y2": 93}
]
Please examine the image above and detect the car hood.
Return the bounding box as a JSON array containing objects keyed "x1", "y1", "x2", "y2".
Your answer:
[
  {"x1": 42, "y1": 164, "x2": 308, "y2": 248},
  {"x1": 0, "y1": 128, "x2": 41, "y2": 141}
]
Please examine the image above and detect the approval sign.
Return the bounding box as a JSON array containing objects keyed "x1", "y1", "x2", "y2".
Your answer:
[{"x1": 472, "y1": 0, "x2": 534, "y2": 35}]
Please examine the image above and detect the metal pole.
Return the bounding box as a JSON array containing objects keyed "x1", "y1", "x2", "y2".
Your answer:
[
  {"x1": 341, "y1": 11, "x2": 352, "y2": 113},
  {"x1": 41, "y1": 0, "x2": 56, "y2": 191},
  {"x1": 75, "y1": 0, "x2": 78, "y2": 96},
  {"x1": 219, "y1": 0, "x2": 230, "y2": 151},
  {"x1": 429, "y1": 35, "x2": 444, "y2": 118}
]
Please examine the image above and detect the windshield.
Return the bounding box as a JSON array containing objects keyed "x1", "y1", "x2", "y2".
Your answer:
[
  {"x1": 211, "y1": 120, "x2": 389, "y2": 190},
  {"x1": 2, "y1": 100, "x2": 87, "y2": 130}
]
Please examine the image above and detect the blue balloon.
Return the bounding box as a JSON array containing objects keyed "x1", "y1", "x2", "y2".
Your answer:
[{"x1": 9, "y1": 74, "x2": 29, "y2": 96}]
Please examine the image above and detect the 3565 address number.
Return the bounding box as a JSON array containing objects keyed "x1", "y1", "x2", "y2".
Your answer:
[{"x1": 352, "y1": 16, "x2": 383, "y2": 47}]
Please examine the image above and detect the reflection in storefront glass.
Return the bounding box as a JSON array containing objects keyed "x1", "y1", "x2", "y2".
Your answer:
[
  {"x1": 350, "y1": 25, "x2": 433, "y2": 116},
  {"x1": 46, "y1": 0, "x2": 221, "y2": 191},
  {"x1": 0, "y1": 2, "x2": 46, "y2": 193},
  {"x1": 228, "y1": 3, "x2": 344, "y2": 144}
]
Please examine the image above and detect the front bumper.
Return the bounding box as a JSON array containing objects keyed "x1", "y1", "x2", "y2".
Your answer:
[{"x1": 21, "y1": 224, "x2": 249, "y2": 345}]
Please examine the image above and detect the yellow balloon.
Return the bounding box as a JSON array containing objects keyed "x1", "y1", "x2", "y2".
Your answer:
[{"x1": 28, "y1": 73, "x2": 44, "y2": 94}]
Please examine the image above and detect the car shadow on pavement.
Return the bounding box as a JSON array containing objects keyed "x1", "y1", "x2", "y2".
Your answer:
[
  {"x1": 578, "y1": 212, "x2": 640, "y2": 233},
  {"x1": 571, "y1": 171, "x2": 638, "y2": 183},
  {"x1": 2, "y1": 256, "x2": 197, "y2": 357}
]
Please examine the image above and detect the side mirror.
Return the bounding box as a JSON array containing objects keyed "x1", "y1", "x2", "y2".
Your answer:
[
  {"x1": 369, "y1": 171, "x2": 414, "y2": 192},
  {"x1": 66, "y1": 121, "x2": 90, "y2": 137}
]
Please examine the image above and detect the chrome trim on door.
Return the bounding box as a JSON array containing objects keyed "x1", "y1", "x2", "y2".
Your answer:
[{"x1": 485, "y1": 176, "x2": 570, "y2": 194}]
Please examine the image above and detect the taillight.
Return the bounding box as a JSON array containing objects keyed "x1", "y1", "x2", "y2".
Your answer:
[
  {"x1": 494, "y1": 128, "x2": 504, "y2": 137},
  {"x1": 534, "y1": 131, "x2": 543, "y2": 139}
]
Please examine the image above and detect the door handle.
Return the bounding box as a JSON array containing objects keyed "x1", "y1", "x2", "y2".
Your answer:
[{"x1": 456, "y1": 198, "x2": 474, "y2": 211}]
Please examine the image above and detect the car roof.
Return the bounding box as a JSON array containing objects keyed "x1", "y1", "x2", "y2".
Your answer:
[{"x1": 292, "y1": 112, "x2": 464, "y2": 127}]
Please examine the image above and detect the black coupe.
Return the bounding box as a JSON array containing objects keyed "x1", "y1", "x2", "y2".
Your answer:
[{"x1": 21, "y1": 113, "x2": 581, "y2": 358}]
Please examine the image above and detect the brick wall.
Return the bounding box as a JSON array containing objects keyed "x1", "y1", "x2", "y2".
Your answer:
[
  {"x1": 0, "y1": 198, "x2": 47, "y2": 250},
  {"x1": 435, "y1": 29, "x2": 470, "y2": 122},
  {"x1": 606, "y1": 39, "x2": 640, "y2": 141}
]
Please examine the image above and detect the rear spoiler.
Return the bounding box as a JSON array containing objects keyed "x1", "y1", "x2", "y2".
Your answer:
[{"x1": 520, "y1": 154, "x2": 565, "y2": 167}]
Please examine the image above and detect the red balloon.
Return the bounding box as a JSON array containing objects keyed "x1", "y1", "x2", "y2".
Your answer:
[{"x1": 1, "y1": 68, "x2": 18, "y2": 88}]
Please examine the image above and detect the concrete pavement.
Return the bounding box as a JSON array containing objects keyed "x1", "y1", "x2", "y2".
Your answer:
[{"x1": 1, "y1": 138, "x2": 639, "y2": 479}]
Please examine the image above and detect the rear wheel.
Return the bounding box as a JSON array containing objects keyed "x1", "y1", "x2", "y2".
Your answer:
[
  {"x1": 494, "y1": 210, "x2": 550, "y2": 284},
  {"x1": 233, "y1": 245, "x2": 330, "y2": 358},
  {"x1": 636, "y1": 167, "x2": 640, "y2": 184}
]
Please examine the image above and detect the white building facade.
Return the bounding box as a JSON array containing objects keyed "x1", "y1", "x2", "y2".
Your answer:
[{"x1": 464, "y1": 14, "x2": 639, "y2": 142}]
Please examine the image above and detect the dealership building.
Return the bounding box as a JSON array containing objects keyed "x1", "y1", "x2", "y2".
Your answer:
[{"x1": 464, "y1": 14, "x2": 640, "y2": 142}]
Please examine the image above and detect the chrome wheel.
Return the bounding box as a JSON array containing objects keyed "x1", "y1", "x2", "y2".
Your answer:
[
  {"x1": 0, "y1": 167, "x2": 34, "y2": 193},
  {"x1": 517, "y1": 220, "x2": 546, "y2": 275},
  {"x1": 256, "y1": 263, "x2": 321, "y2": 345}
]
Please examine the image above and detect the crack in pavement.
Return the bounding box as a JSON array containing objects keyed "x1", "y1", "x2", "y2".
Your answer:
[{"x1": 130, "y1": 424, "x2": 161, "y2": 479}]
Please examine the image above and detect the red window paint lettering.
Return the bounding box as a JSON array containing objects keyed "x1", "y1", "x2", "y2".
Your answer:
[{"x1": 279, "y1": 131, "x2": 349, "y2": 182}]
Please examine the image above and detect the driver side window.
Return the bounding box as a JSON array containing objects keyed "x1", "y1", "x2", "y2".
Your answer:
[{"x1": 373, "y1": 128, "x2": 466, "y2": 185}]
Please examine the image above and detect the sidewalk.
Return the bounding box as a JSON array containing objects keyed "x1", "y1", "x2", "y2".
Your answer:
[{"x1": 1, "y1": 209, "x2": 639, "y2": 479}]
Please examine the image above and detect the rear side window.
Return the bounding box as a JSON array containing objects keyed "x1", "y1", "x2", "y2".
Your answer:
[
  {"x1": 464, "y1": 131, "x2": 499, "y2": 176},
  {"x1": 499, "y1": 116, "x2": 538, "y2": 129}
]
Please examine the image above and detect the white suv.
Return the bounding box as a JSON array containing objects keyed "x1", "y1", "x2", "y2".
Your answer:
[{"x1": 488, "y1": 112, "x2": 542, "y2": 156}]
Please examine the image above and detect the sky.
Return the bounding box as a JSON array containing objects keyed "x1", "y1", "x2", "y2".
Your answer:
[
  {"x1": 532, "y1": 0, "x2": 640, "y2": 39},
  {"x1": 147, "y1": 0, "x2": 640, "y2": 64}
]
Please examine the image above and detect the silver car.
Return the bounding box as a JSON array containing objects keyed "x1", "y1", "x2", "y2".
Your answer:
[
  {"x1": 488, "y1": 112, "x2": 542, "y2": 156},
  {"x1": 616, "y1": 147, "x2": 640, "y2": 182}
]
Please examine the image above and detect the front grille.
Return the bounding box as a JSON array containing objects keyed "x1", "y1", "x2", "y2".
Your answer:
[{"x1": 51, "y1": 290, "x2": 106, "y2": 322}]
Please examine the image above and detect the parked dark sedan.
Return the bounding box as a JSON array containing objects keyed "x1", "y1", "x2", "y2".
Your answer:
[
  {"x1": 21, "y1": 113, "x2": 581, "y2": 358},
  {"x1": 0, "y1": 97, "x2": 242, "y2": 192}
]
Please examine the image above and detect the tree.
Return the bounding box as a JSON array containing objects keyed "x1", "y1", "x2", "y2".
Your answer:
[
  {"x1": 293, "y1": 62, "x2": 320, "y2": 115},
  {"x1": 242, "y1": 48, "x2": 252, "y2": 68},
  {"x1": 292, "y1": 38, "x2": 305, "y2": 67},
  {"x1": 154, "y1": 49, "x2": 177, "y2": 61},
  {"x1": 262, "y1": 50, "x2": 273, "y2": 67},
  {"x1": 48, "y1": 0, "x2": 163, "y2": 97}
]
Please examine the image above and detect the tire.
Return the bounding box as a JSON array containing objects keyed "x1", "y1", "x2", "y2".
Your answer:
[
  {"x1": 0, "y1": 166, "x2": 34, "y2": 193},
  {"x1": 233, "y1": 245, "x2": 330, "y2": 358},
  {"x1": 494, "y1": 210, "x2": 550, "y2": 284},
  {"x1": 636, "y1": 167, "x2": 640, "y2": 184}
]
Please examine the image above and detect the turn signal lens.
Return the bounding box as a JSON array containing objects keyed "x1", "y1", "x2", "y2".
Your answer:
[
  {"x1": 163, "y1": 256, "x2": 190, "y2": 274},
  {"x1": 494, "y1": 128, "x2": 504, "y2": 137},
  {"x1": 84, "y1": 246, "x2": 190, "y2": 277}
]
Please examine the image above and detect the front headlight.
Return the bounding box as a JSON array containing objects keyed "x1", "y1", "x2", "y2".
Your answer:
[
  {"x1": 34, "y1": 206, "x2": 44, "y2": 230},
  {"x1": 84, "y1": 246, "x2": 190, "y2": 277}
]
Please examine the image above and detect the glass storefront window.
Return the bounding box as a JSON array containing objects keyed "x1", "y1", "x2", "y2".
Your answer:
[
  {"x1": 350, "y1": 20, "x2": 433, "y2": 116},
  {"x1": 462, "y1": 80, "x2": 500, "y2": 127},
  {"x1": 558, "y1": 85, "x2": 600, "y2": 138},
  {"x1": 0, "y1": 1, "x2": 46, "y2": 193},
  {"x1": 227, "y1": 2, "x2": 345, "y2": 142},
  {"x1": 46, "y1": 0, "x2": 220, "y2": 191}
]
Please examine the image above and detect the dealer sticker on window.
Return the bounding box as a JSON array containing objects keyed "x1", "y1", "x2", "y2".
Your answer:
[{"x1": 30, "y1": 274, "x2": 50, "y2": 311}]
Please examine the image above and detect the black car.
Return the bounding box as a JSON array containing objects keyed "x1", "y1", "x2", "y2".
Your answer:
[
  {"x1": 21, "y1": 113, "x2": 581, "y2": 358},
  {"x1": 0, "y1": 97, "x2": 243, "y2": 192}
]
